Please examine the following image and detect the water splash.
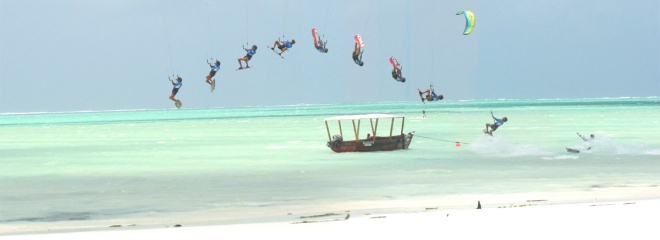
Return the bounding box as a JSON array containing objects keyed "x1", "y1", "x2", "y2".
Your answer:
[{"x1": 467, "y1": 135, "x2": 552, "y2": 157}]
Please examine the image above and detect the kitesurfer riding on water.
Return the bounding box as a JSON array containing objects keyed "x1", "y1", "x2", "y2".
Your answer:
[{"x1": 577, "y1": 133, "x2": 595, "y2": 150}]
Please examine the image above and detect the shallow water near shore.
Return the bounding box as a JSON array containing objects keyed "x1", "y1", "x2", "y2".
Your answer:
[{"x1": 1, "y1": 98, "x2": 659, "y2": 233}]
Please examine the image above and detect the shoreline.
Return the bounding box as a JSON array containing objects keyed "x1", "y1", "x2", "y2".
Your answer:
[
  {"x1": 2, "y1": 199, "x2": 657, "y2": 240},
  {"x1": 2, "y1": 186, "x2": 658, "y2": 238}
]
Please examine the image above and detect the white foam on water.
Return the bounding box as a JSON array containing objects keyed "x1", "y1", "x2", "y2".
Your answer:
[
  {"x1": 467, "y1": 135, "x2": 553, "y2": 157},
  {"x1": 541, "y1": 155, "x2": 580, "y2": 160},
  {"x1": 586, "y1": 136, "x2": 657, "y2": 156}
]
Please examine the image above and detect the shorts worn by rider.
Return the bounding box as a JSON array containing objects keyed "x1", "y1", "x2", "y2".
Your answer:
[
  {"x1": 279, "y1": 41, "x2": 292, "y2": 50},
  {"x1": 316, "y1": 46, "x2": 324, "y2": 52},
  {"x1": 244, "y1": 48, "x2": 256, "y2": 60},
  {"x1": 391, "y1": 70, "x2": 404, "y2": 82},
  {"x1": 490, "y1": 118, "x2": 504, "y2": 130}
]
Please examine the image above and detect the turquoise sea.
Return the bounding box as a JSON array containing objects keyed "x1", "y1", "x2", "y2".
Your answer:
[{"x1": 1, "y1": 98, "x2": 659, "y2": 234}]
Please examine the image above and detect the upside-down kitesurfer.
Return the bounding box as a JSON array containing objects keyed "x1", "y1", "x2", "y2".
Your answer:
[
  {"x1": 391, "y1": 59, "x2": 405, "y2": 82},
  {"x1": 352, "y1": 42, "x2": 364, "y2": 66},
  {"x1": 315, "y1": 38, "x2": 328, "y2": 53}
]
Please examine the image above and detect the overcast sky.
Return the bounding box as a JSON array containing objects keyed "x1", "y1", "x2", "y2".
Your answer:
[{"x1": 1, "y1": 0, "x2": 658, "y2": 113}]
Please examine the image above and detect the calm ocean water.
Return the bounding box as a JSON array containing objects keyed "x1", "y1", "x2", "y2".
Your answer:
[{"x1": 1, "y1": 98, "x2": 659, "y2": 233}]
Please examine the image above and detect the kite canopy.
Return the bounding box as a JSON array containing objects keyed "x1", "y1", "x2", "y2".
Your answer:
[{"x1": 456, "y1": 11, "x2": 476, "y2": 35}]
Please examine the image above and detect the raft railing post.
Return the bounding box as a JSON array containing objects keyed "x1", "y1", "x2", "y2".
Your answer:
[
  {"x1": 352, "y1": 119, "x2": 358, "y2": 140},
  {"x1": 325, "y1": 120, "x2": 331, "y2": 142},
  {"x1": 401, "y1": 117, "x2": 406, "y2": 149},
  {"x1": 374, "y1": 118, "x2": 379, "y2": 142},
  {"x1": 357, "y1": 119, "x2": 361, "y2": 140},
  {"x1": 389, "y1": 118, "x2": 394, "y2": 139},
  {"x1": 370, "y1": 119, "x2": 375, "y2": 139}
]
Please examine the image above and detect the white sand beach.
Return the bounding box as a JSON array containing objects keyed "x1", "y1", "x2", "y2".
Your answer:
[{"x1": 3, "y1": 197, "x2": 657, "y2": 240}]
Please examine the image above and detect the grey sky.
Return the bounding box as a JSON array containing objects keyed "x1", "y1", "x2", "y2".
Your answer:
[{"x1": 1, "y1": 0, "x2": 658, "y2": 113}]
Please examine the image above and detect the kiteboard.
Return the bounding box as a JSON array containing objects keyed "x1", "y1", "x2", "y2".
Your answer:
[
  {"x1": 175, "y1": 99, "x2": 182, "y2": 109},
  {"x1": 389, "y1": 57, "x2": 400, "y2": 69},
  {"x1": 566, "y1": 148, "x2": 580, "y2": 153},
  {"x1": 236, "y1": 66, "x2": 252, "y2": 71},
  {"x1": 210, "y1": 79, "x2": 216, "y2": 92},
  {"x1": 418, "y1": 89, "x2": 426, "y2": 103},
  {"x1": 270, "y1": 47, "x2": 284, "y2": 59},
  {"x1": 312, "y1": 28, "x2": 320, "y2": 47},
  {"x1": 482, "y1": 129, "x2": 492, "y2": 136},
  {"x1": 354, "y1": 34, "x2": 364, "y2": 47}
]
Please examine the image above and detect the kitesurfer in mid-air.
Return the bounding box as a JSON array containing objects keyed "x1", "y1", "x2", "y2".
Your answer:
[
  {"x1": 271, "y1": 39, "x2": 295, "y2": 57},
  {"x1": 315, "y1": 38, "x2": 328, "y2": 53},
  {"x1": 392, "y1": 68, "x2": 405, "y2": 82},
  {"x1": 312, "y1": 28, "x2": 328, "y2": 53},
  {"x1": 169, "y1": 75, "x2": 182, "y2": 103},
  {"x1": 485, "y1": 111, "x2": 507, "y2": 136},
  {"x1": 391, "y1": 61, "x2": 405, "y2": 82},
  {"x1": 205, "y1": 60, "x2": 220, "y2": 86},
  {"x1": 417, "y1": 87, "x2": 443, "y2": 102},
  {"x1": 238, "y1": 45, "x2": 258, "y2": 70},
  {"x1": 352, "y1": 42, "x2": 364, "y2": 66}
]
